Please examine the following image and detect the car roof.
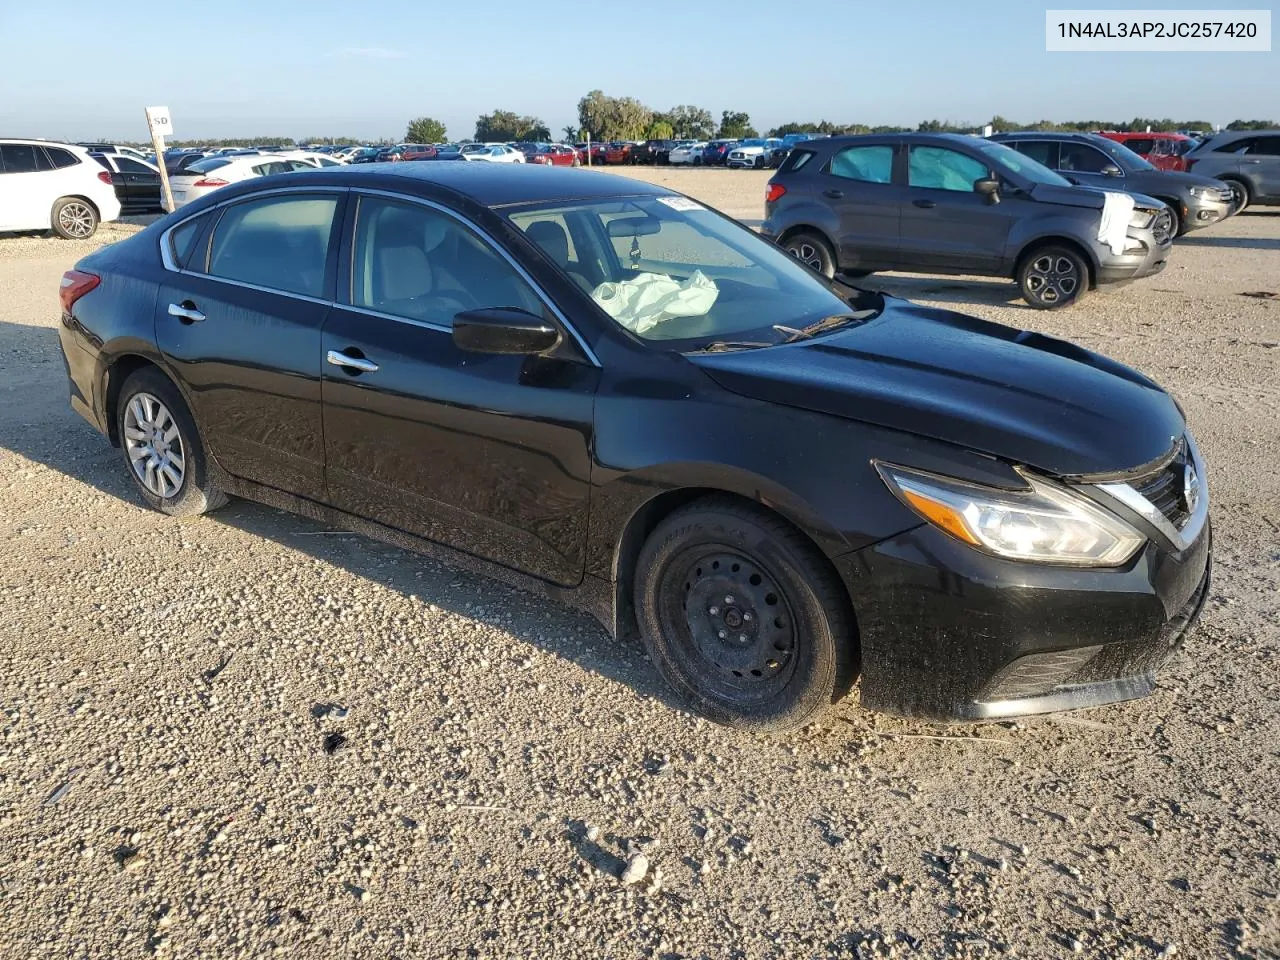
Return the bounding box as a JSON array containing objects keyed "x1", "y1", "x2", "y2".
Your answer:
[
  {"x1": 201, "y1": 163, "x2": 678, "y2": 208},
  {"x1": 991, "y1": 131, "x2": 1112, "y2": 141},
  {"x1": 0, "y1": 138, "x2": 88, "y2": 151}
]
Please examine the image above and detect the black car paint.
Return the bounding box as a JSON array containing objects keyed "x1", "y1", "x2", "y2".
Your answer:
[{"x1": 59, "y1": 163, "x2": 1209, "y2": 721}]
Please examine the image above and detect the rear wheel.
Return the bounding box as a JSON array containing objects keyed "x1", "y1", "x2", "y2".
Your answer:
[
  {"x1": 782, "y1": 231, "x2": 836, "y2": 279},
  {"x1": 1017, "y1": 244, "x2": 1088, "y2": 310},
  {"x1": 116, "y1": 368, "x2": 228, "y2": 517},
  {"x1": 51, "y1": 198, "x2": 98, "y2": 239},
  {"x1": 634, "y1": 498, "x2": 857, "y2": 732}
]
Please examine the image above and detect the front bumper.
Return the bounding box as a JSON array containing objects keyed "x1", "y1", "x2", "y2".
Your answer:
[
  {"x1": 835, "y1": 516, "x2": 1211, "y2": 721},
  {"x1": 1182, "y1": 195, "x2": 1233, "y2": 230},
  {"x1": 1095, "y1": 232, "x2": 1171, "y2": 284}
]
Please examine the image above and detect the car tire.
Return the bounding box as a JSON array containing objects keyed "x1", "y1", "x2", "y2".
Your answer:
[
  {"x1": 782, "y1": 231, "x2": 836, "y2": 279},
  {"x1": 1221, "y1": 177, "x2": 1250, "y2": 214},
  {"x1": 116, "y1": 368, "x2": 228, "y2": 517},
  {"x1": 51, "y1": 197, "x2": 99, "y2": 239},
  {"x1": 1159, "y1": 202, "x2": 1184, "y2": 237},
  {"x1": 753, "y1": 156, "x2": 764, "y2": 169},
  {"x1": 634, "y1": 497, "x2": 857, "y2": 732},
  {"x1": 1017, "y1": 244, "x2": 1089, "y2": 310}
]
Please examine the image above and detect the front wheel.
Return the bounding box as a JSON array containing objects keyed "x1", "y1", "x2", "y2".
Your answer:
[
  {"x1": 1017, "y1": 244, "x2": 1089, "y2": 310},
  {"x1": 634, "y1": 498, "x2": 857, "y2": 732},
  {"x1": 117, "y1": 368, "x2": 228, "y2": 517},
  {"x1": 782, "y1": 231, "x2": 836, "y2": 279},
  {"x1": 51, "y1": 197, "x2": 98, "y2": 239}
]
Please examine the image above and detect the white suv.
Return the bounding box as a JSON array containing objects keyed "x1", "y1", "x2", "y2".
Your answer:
[{"x1": 0, "y1": 139, "x2": 122, "y2": 239}]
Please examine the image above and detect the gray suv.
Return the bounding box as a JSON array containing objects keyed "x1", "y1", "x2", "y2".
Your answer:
[
  {"x1": 762, "y1": 133, "x2": 1173, "y2": 310},
  {"x1": 989, "y1": 132, "x2": 1235, "y2": 236},
  {"x1": 1184, "y1": 130, "x2": 1280, "y2": 212}
]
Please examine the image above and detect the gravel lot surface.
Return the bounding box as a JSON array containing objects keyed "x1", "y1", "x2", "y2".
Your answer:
[{"x1": 1, "y1": 172, "x2": 1277, "y2": 959}]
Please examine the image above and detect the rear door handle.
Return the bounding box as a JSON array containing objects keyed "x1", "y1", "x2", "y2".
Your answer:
[
  {"x1": 327, "y1": 349, "x2": 379, "y2": 374},
  {"x1": 167, "y1": 301, "x2": 205, "y2": 323},
  {"x1": 822, "y1": 189, "x2": 844, "y2": 199},
  {"x1": 1242, "y1": 159, "x2": 1261, "y2": 164},
  {"x1": 912, "y1": 199, "x2": 937, "y2": 209}
]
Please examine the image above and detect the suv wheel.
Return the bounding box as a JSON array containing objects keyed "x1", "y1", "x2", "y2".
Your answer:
[
  {"x1": 1018, "y1": 244, "x2": 1088, "y2": 310},
  {"x1": 1222, "y1": 178, "x2": 1250, "y2": 214},
  {"x1": 634, "y1": 497, "x2": 857, "y2": 732},
  {"x1": 51, "y1": 198, "x2": 99, "y2": 239},
  {"x1": 782, "y1": 231, "x2": 836, "y2": 279}
]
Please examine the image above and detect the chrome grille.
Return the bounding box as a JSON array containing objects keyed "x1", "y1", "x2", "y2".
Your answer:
[
  {"x1": 1131, "y1": 443, "x2": 1190, "y2": 530},
  {"x1": 1152, "y1": 209, "x2": 1173, "y2": 244}
]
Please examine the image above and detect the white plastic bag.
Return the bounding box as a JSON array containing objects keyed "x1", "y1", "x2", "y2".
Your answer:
[
  {"x1": 1097, "y1": 191, "x2": 1136, "y2": 257},
  {"x1": 591, "y1": 271, "x2": 719, "y2": 334}
]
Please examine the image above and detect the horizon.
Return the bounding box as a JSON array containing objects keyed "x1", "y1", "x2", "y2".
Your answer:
[{"x1": 1, "y1": 0, "x2": 1275, "y2": 143}]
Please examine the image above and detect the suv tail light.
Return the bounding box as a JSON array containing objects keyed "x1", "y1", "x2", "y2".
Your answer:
[
  {"x1": 1184, "y1": 158, "x2": 1197, "y2": 171},
  {"x1": 97, "y1": 171, "x2": 113, "y2": 185},
  {"x1": 765, "y1": 183, "x2": 787, "y2": 203},
  {"x1": 59, "y1": 270, "x2": 101, "y2": 314},
  {"x1": 192, "y1": 178, "x2": 229, "y2": 188}
]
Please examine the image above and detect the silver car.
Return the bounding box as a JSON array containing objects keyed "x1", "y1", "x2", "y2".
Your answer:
[{"x1": 1185, "y1": 130, "x2": 1280, "y2": 211}]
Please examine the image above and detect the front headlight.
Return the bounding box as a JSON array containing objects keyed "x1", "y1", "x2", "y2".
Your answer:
[
  {"x1": 876, "y1": 464, "x2": 1145, "y2": 566},
  {"x1": 1128, "y1": 208, "x2": 1156, "y2": 230},
  {"x1": 1187, "y1": 185, "x2": 1216, "y2": 200}
]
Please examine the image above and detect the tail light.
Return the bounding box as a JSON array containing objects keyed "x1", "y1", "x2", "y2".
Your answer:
[
  {"x1": 765, "y1": 183, "x2": 787, "y2": 203},
  {"x1": 192, "y1": 178, "x2": 229, "y2": 188},
  {"x1": 59, "y1": 270, "x2": 101, "y2": 314},
  {"x1": 97, "y1": 171, "x2": 113, "y2": 185},
  {"x1": 1185, "y1": 158, "x2": 1197, "y2": 171}
]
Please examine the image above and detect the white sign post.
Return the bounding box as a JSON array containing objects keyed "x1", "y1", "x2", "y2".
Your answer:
[{"x1": 145, "y1": 106, "x2": 175, "y2": 213}]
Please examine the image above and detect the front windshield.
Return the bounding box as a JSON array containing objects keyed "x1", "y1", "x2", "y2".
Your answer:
[
  {"x1": 1094, "y1": 137, "x2": 1156, "y2": 171},
  {"x1": 975, "y1": 141, "x2": 1072, "y2": 187},
  {"x1": 505, "y1": 196, "x2": 868, "y2": 349}
]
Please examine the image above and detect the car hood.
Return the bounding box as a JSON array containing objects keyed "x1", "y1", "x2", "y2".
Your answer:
[
  {"x1": 1132, "y1": 169, "x2": 1230, "y2": 191},
  {"x1": 1029, "y1": 182, "x2": 1163, "y2": 211},
  {"x1": 690, "y1": 300, "x2": 1184, "y2": 478}
]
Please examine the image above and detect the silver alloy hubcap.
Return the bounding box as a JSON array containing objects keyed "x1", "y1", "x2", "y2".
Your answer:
[
  {"x1": 123, "y1": 393, "x2": 186, "y2": 498},
  {"x1": 58, "y1": 202, "x2": 95, "y2": 238},
  {"x1": 788, "y1": 242, "x2": 823, "y2": 271},
  {"x1": 1025, "y1": 255, "x2": 1079, "y2": 304}
]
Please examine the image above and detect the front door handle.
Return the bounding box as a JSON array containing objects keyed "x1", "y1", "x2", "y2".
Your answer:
[
  {"x1": 327, "y1": 349, "x2": 379, "y2": 374},
  {"x1": 167, "y1": 301, "x2": 205, "y2": 323},
  {"x1": 823, "y1": 189, "x2": 844, "y2": 199},
  {"x1": 912, "y1": 199, "x2": 937, "y2": 209},
  {"x1": 1242, "y1": 159, "x2": 1261, "y2": 164}
]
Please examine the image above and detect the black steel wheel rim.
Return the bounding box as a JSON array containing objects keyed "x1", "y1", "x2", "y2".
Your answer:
[{"x1": 657, "y1": 547, "x2": 799, "y2": 705}]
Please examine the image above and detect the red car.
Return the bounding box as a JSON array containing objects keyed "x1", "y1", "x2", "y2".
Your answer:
[
  {"x1": 400, "y1": 144, "x2": 438, "y2": 161},
  {"x1": 605, "y1": 142, "x2": 633, "y2": 165},
  {"x1": 574, "y1": 142, "x2": 608, "y2": 166},
  {"x1": 526, "y1": 143, "x2": 579, "y2": 167},
  {"x1": 1098, "y1": 132, "x2": 1196, "y2": 172}
]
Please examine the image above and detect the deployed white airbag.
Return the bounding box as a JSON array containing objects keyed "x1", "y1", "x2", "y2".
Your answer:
[
  {"x1": 591, "y1": 271, "x2": 719, "y2": 334},
  {"x1": 1097, "y1": 191, "x2": 1136, "y2": 257}
]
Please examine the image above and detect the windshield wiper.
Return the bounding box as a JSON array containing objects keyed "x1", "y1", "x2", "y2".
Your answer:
[
  {"x1": 775, "y1": 310, "x2": 878, "y2": 343},
  {"x1": 689, "y1": 340, "x2": 773, "y2": 353}
]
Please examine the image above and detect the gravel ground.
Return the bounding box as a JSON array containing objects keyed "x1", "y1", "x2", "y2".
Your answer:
[{"x1": 1, "y1": 175, "x2": 1277, "y2": 959}]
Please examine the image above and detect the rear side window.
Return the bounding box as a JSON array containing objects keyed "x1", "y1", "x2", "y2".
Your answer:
[
  {"x1": 829, "y1": 145, "x2": 894, "y2": 183},
  {"x1": 1215, "y1": 138, "x2": 1251, "y2": 153},
  {"x1": 0, "y1": 143, "x2": 43, "y2": 174},
  {"x1": 207, "y1": 195, "x2": 338, "y2": 297},
  {"x1": 115, "y1": 157, "x2": 152, "y2": 173},
  {"x1": 1124, "y1": 137, "x2": 1155, "y2": 154},
  {"x1": 169, "y1": 215, "x2": 208, "y2": 270},
  {"x1": 778, "y1": 149, "x2": 816, "y2": 174},
  {"x1": 908, "y1": 146, "x2": 988, "y2": 191},
  {"x1": 45, "y1": 148, "x2": 80, "y2": 169}
]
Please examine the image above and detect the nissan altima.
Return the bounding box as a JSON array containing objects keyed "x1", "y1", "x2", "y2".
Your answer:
[{"x1": 57, "y1": 164, "x2": 1211, "y2": 731}]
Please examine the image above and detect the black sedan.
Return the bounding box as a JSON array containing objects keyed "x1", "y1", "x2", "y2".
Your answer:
[{"x1": 57, "y1": 164, "x2": 1211, "y2": 731}]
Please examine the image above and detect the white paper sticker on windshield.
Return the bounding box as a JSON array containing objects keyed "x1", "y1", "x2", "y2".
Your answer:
[{"x1": 658, "y1": 196, "x2": 703, "y2": 212}]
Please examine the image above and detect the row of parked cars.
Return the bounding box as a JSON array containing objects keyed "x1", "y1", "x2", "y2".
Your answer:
[{"x1": 761, "y1": 129, "x2": 1280, "y2": 309}]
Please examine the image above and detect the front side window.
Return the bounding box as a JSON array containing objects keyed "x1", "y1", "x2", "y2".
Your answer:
[
  {"x1": 206, "y1": 195, "x2": 338, "y2": 297},
  {"x1": 116, "y1": 157, "x2": 152, "y2": 173},
  {"x1": 351, "y1": 196, "x2": 542, "y2": 327},
  {"x1": 908, "y1": 146, "x2": 989, "y2": 191},
  {"x1": 828, "y1": 145, "x2": 894, "y2": 184},
  {"x1": 505, "y1": 196, "x2": 860, "y2": 346},
  {"x1": 1059, "y1": 143, "x2": 1115, "y2": 173},
  {"x1": 1247, "y1": 136, "x2": 1280, "y2": 156}
]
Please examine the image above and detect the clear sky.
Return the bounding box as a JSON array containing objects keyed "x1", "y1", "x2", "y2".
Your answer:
[{"x1": 0, "y1": 0, "x2": 1274, "y2": 142}]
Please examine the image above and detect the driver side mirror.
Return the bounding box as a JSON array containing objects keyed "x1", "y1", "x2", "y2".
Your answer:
[
  {"x1": 452, "y1": 307, "x2": 561, "y2": 355},
  {"x1": 974, "y1": 177, "x2": 1001, "y2": 204},
  {"x1": 1101, "y1": 164, "x2": 1123, "y2": 176}
]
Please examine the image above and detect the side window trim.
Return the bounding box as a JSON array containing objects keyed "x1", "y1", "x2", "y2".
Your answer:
[{"x1": 343, "y1": 188, "x2": 601, "y2": 367}]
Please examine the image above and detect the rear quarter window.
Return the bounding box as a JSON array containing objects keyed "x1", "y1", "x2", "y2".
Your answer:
[
  {"x1": 45, "y1": 148, "x2": 81, "y2": 169},
  {"x1": 777, "y1": 149, "x2": 816, "y2": 174},
  {"x1": 168, "y1": 215, "x2": 209, "y2": 271}
]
